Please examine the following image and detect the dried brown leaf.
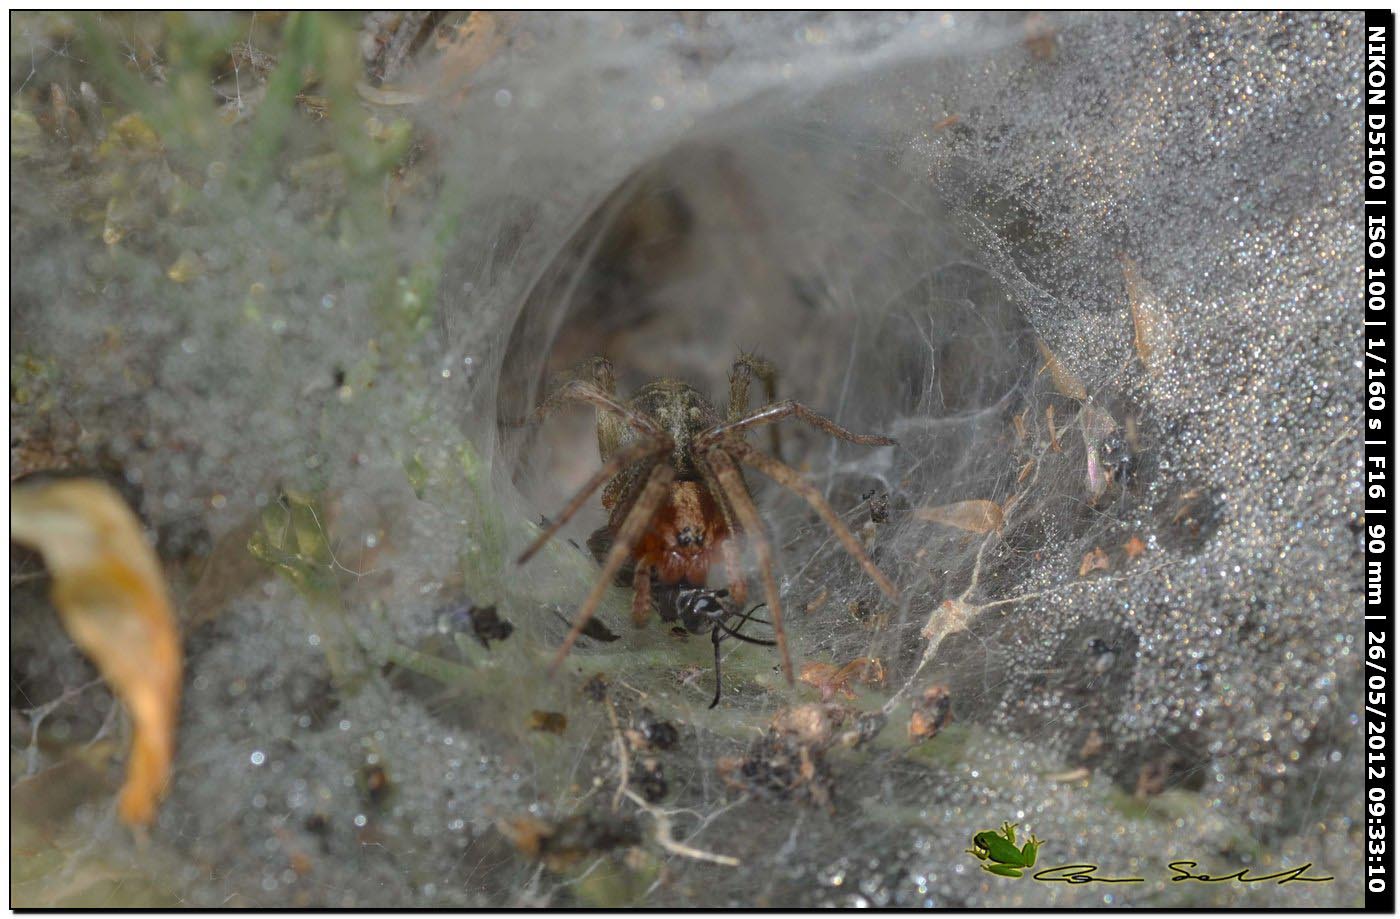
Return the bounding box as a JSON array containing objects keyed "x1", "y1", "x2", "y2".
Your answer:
[
  {"x1": 1035, "y1": 337, "x2": 1087, "y2": 401},
  {"x1": 431, "y1": 11, "x2": 507, "y2": 101},
  {"x1": 1012, "y1": 407, "x2": 1029, "y2": 442},
  {"x1": 914, "y1": 499, "x2": 1004, "y2": 534},
  {"x1": 799, "y1": 658, "x2": 885, "y2": 702},
  {"x1": 1122, "y1": 254, "x2": 1174, "y2": 380},
  {"x1": 1078, "y1": 547, "x2": 1111, "y2": 577},
  {"x1": 769, "y1": 703, "x2": 852, "y2": 747},
  {"x1": 1123, "y1": 535, "x2": 1147, "y2": 560},
  {"x1": 10, "y1": 479, "x2": 182, "y2": 825}
]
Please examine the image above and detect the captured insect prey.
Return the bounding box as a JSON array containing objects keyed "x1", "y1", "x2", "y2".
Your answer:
[
  {"x1": 516, "y1": 354, "x2": 902, "y2": 688},
  {"x1": 655, "y1": 584, "x2": 773, "y2": 708}
]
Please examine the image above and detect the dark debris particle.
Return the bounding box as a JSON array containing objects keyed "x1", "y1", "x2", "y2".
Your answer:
[
  {"x1": 553, "y1": 607, "x2": 620, "y2": 643},
  {"x1": 581, "y1": 673, "x2": 609, "y2": 702},
  {"x1": 717, "y1": 730, "x2": 834, "y2": 812},
  {"x1": 359, "y1": 763, "x2": 391, "y2": 806},
  {"x1": 468, "y1": 604, "x2": 514, "y2": 648},
  {"x1": 636, "y1": 708, "x2": 679, "y2": 750},
  {"x1": 863, "y1": 489, "x2": 891, "y2": 524},
  {"x1": 437, "y1": 600, "x2": 514, "y2": 648},
  {"x1": 839, "y1": 710, "x2": 888, "y2": 749},
  {"x1": 632, "y1": 757, "x2": 668, "y2": 803},
  {"x1": 528, "y1": 710, "x2": 568, "y2": 735},
  {"x1": 499, "y1": 811, "x2": 643, "y2": 871}
]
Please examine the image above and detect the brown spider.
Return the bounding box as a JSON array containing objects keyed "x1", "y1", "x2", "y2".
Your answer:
[{"x1": 516, "y1": 355, "x2": 901, "y2": 685}]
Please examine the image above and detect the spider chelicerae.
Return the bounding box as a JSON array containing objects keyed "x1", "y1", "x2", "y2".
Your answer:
[{"x1": 517, "y1": 354, "x2": 901, "y2": 690}]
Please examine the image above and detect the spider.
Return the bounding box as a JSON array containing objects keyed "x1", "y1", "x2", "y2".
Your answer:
[{"x1": 516, "y1": 354, "x2": 901, "y2": 685}]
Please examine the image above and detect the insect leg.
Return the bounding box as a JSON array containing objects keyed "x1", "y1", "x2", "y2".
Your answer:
[
  {"x1": 548, "y1": 462, "x2": 676, "y2": 674},
  {"x1": 516, "y1": 436, "x2": 669, "y2": 566},
  {"x1": 710, "y1": 625, "x2": 723, "y2": 709},
  {"x1": 704, "y1": 448, "x2": 793, "y2": 686},
  {"x1": 732, "y1": 442, "x2": 900, "y2": 603}
]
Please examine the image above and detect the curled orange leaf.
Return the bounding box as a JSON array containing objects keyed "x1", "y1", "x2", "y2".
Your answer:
[{"x1": 11, "y1": 479, "x2": 182, "y2": 825}]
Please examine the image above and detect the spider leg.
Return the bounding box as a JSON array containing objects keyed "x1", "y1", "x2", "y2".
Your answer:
[
  {"x1": 718, "y1": 535, "x2": 749, "y2": 608},
  {"x1": 695, "y1": 459, "x2": 747, "y2": 605},
  {"x1": 731, "y1": 442, "x2": 901, "y2": 603},
  {"x1": 728, "y1": 353, "x2": 782, "y2": 460},
  {"x1": 631, "y1": 561, "x2": 654, "y2": 627},
  {"x1": 701, "y1": 399, "x2": 896, "y2": 448},
  {"x1": 548, "y1": 462, "x2": 676, "y2": 674},
  {"x1": 516, "y1": 436, "x2": 669, "y2": 566},
  {"x1": 532, "y1": 379, "x2": 665, "y2": 440},
  {"x1": 704, "y1": 448, "x2": 794, "y2": 685}
]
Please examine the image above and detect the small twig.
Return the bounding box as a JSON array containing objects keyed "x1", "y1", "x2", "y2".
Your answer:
[
  {"x1": 604, "y1": 698, "x2": 629, "y2": 812},
  {"x1": 616, "y1": 680, "x2": 650, "y2": 700},
  {"x1": 621, "y1": 789, "x2": 739, "y2": 867}
]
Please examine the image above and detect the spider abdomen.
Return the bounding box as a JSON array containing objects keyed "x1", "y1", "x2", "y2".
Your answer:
[{"x1": 633, "y1": 480, "x2": 731, "y2": 587}]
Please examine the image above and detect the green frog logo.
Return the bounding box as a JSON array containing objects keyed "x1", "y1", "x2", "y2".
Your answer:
[{"x1": 966, "y1": 822, "x2": 1044, "y2": 878}]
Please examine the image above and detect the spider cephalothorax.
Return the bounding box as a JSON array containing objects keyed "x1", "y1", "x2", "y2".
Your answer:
[{"x1": 518, "y1": 354, "x2": 901, "y2": 688}]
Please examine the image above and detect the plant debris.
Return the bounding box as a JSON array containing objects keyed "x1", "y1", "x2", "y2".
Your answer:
[
  {"x1": 1122, "y1": 254, "x2": 1174, "y2": 381},
  {"x1": 800, "y1": 658, "x2": 885, "y2": 701},
  {"x1": 717, "y1": 730, "x2": 835, "y2": 812},
  {"x1": 10, "y1": 479, "x2": 183, "y2": 826},
  {"x1": 907, "y1": 684, "x2": 954, "y2": 742},
  {"x1": 498, "y1": 811, "x2": 643, "y2": 871},
  {"x1": 837, "y1": 710, "x2": 888, "y2": 749},
  {"x1": 528, "y1": 710, "x2": 568, "y2": 735},
  {"x1": 1078, "y1": 547, "x2": 1111, "y2": 577},
  {"x1": 628, "y1": 708, "x2": 679, "y2": 751},
  {"x1": 467, "y1": 604, "x2": 514, "y2": 648},
  {"x1": 770, "y1": 702, "x2": 853, "y2": 747},
  {"x1": 581, "y1": 673, "x2": 609, "y2": 702},
  {"x1": 914, "y1": 499, "x2": 1004, "y2": 534},
  {"x1": 1035, "y1": 337, "x2": 1088, "y2": 401},
  {"x1": 631, "y1": 758, "x2": 668, "y2": 803}
]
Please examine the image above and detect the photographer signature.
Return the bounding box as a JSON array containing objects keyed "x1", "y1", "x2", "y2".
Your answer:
[
  {"x1": 1029, "y1": 861, "x2": 1334, "y2": 886},
  {"x1": 966, "y1": 824, "x2": 1333, "y2": 886}
]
